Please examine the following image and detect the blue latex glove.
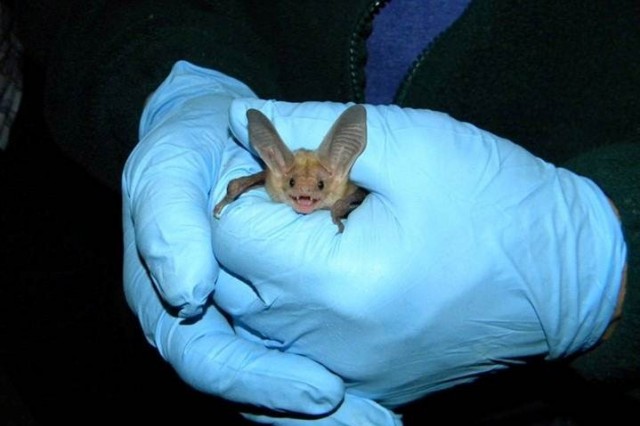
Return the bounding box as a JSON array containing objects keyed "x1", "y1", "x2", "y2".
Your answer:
[
  {"x1": 122, "y1": 61, "x2": 401, "y2": 424},
  {"x1": 212, "y1": 99, "x2": 627, "y2": 410}
]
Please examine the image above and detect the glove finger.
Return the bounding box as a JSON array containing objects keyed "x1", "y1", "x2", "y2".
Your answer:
[
  {"x1": 123, "y1": 131, "x2": 221, "y2": 317},
  {"x1": 158, "y1": 304, "x2": 345, "y2": 415},
  {"x1": 123, "y1": 198, "x2": 171, "y2": 340},
  {"x1": 125, "y1": 103, "x2": 236, "y2": 316},
  {"x1": 123, "y1": 61, "x2": 259, "y2": 317},
  {"x1": 124, "y1": 201, "x2": 344, "y2": 415},
  {"x1": 242, "y1": 393, "x2": 403, "y2": 426},
  {"x1": 125, "y1": 209, "x2": 345, "y2": 415}
]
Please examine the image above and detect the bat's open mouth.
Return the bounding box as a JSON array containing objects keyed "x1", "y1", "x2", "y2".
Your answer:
[{"x1": 290, "y1": 195, "x2": 320, "y2": 214}]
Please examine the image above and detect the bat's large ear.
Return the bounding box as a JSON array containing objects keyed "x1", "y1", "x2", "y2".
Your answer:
[
  {"x1": 317, "y1": 105, "x2": 367, "y2": 178},
  {"x1": 247, "y1": 109, "x2": 295, "y2": 174}
]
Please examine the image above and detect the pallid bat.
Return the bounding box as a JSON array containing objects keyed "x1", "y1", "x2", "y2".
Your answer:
[{"x1": 213, "y1": 104, "x2": 367, "y2": 233}]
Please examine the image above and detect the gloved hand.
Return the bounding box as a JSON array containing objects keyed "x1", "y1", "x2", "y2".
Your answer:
[
  {"x1": 122, "y1": 61, "x2": 401, "y2": 425},
  {"x1": 212, "y1": 99, "x2": 624, "y2": 411}
]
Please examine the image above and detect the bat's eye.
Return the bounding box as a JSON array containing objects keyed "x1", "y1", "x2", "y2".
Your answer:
[
  {"x1": 317, "y1": 180, "x2": 324, "y2": 190},
  {"x1": 289, "y1": 178, "x2": 295, "y2": 187}
]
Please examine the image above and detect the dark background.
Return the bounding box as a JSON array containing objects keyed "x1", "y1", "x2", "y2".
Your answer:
[{"x1": 0, "y1": 58, "x2": 255, "y2": 424}]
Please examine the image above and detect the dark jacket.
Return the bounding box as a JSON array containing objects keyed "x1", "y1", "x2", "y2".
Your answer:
[{"x1": 14, "y1": 0, "x2": 640, "y2": 190}]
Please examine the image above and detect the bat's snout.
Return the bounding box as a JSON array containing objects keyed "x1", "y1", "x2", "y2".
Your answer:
[{"x1": 289, "y1": 195, "x2": 321, "y2": 214}]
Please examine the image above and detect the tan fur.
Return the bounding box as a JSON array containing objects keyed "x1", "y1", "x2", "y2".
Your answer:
[
  {"x1": 214, "y1": 105, "x2": 367, "y2": 232},
  {"x1": 266, "y1": 150, "x2": 354, "y2": 213}
]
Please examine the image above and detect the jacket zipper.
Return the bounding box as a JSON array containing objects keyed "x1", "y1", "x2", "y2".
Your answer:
[{"x1": 349, "y1": 0, "x2": 391, "y2": 103}]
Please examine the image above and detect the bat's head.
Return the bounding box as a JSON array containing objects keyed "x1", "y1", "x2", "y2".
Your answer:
[
  {"x1": 248, "y1": 105, "x2": 366, "y2": 215},
  {"x1": 269, "y1": 150, "x2": 347, "y2": 214}
]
